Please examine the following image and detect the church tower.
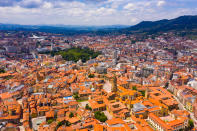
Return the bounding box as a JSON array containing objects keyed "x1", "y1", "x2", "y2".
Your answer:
[
  {"x1": 145, "y1": 87, "x2": 149, "y2": 99},
  {"x1": 112, "y1": 76, "x2": 118, "y2": 93}
]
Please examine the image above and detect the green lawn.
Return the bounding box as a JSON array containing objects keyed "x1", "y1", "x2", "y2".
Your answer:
[{"x1": 50, "y1": 47, "x2": 101, "y2": 62}]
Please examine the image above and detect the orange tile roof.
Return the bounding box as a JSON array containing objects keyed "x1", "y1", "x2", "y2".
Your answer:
[
  {"x1": 106, "y1": 118, "x2": 125, "y2": 126},
  {"x1": 167, "y1": 117, "x2": 187, "y2": 127},
  {"x1": 0, "y1": 92, "x2": 12, "y2": 100},
  {"x1": 149, "y1": 113, "x2": 172, "y2": 130},
  {"x1": 68, "y1": 117, "x2": 80, "y2": 124},
  {"x1": 45, "y1": 110, "x2": 55, "y2": 118},
  {"x1": 107, "y1": 127, "x2": 125, "y2": 131},
  {"x1": 94, "y1": 124, "x2": 104, "y2": 131}
]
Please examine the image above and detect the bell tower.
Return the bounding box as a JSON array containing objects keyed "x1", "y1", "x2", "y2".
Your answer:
[
  {"x1": 112, "y1": 76, "x2": 118, "y2": 93},
  {"x1": 145, "y1": 87, "x2": 149, "y2": 99}
]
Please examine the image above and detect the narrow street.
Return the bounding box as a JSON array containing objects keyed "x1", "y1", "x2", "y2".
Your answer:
[{"x1": 17, "y1": 98, "x2": 25, "y2": 131}]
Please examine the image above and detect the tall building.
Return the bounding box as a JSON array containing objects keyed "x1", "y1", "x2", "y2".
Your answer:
[
  {"x1": 51, "y1": 43, "x2": 54, "y2": 51},
  {"x1": 113, "y1": 50, "x2": 118, "y2": 59},
  {"x1": 145, "y1": 87, "x2": 149, "y2": 99},
  {"x1": 113, "y1": 50, "x2": 118, "y2": 65}
]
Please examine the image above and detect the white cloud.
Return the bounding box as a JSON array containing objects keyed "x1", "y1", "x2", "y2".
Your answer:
[
  {"x1": 42, "y1": 2, "x2": 52, "y2": 9},
  {"x1": 157, "y1": 1, "x2": 166, "y2": 7},
  {"x1": 95, "y1": 7, "x2": 115, "y2": 16},
  {"x1": 0, "y1": 0, "x2": 196, "y2": 25},
  {"x1": 124, "y1": 3, "x2": 136, "y2": 11},
  {"x1": 55, "y1": 1, "x2": 85, "y2": 9},
  {"x1": 67, "y1": 8, "x2": 84, "y2": 17},
  {"x1": 130, "y1": 18, "x2": 138, "y2": 23}
]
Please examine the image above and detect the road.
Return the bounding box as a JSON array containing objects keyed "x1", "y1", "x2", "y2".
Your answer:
[{"x1": 174, "y1": 96, "x2": 197, "y2": 127}]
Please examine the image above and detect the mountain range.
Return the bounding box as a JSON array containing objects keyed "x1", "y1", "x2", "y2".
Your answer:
[
  {"x1": 121, "y1": 15, "x2": 197, "y2": 35},
  {"x1": 0, "y1": 15, "x2": 197, "y2": 37}
]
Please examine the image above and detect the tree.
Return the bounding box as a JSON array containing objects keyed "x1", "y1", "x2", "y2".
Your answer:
[
  {"x1": 31, "y1": 113, "x2": 37, "y2": 118},
  {"x1": 69, "y1": 112, "x2": 74, "y2": 118},
  {"x1": 88, "y1": 74, "x2": 95, "y2": 78},
  {"x1": 94, "y1": 111, "x2": 107, "y2": 122},
  {"x1": 188, "y1": 119, "x2": 194, "y2": 130},
  {"x1": 132, "y1": 86, "x2": 137, "y2": 90},
  {"x1": 73, "y1": 93, "x2": 79, "y2": 100},
  {"x1": 0, "y1": 68, "x2": 5, "y2": 73},
  {"x1": 85, "y1": 104, "x2": 92, "y2": 110},
  {"x1": 56, "y1": 120, "x2": 71, "y2": 130},
  {"x1": 47, "y1": 119, "x2": 54, "y2": 124},
  {"x1": 140, "y1": 91, "x2": 145, "y2": 97}
]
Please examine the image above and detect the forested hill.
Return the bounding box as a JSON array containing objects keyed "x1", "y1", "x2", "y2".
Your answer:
[{"x1": 120, "y1": 15, "x2": 197, "y2": 38}]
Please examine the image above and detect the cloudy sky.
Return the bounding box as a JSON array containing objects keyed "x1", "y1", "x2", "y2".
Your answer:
[{"x1": 0, "y1": 0, "x2": 197, "y2": 25}]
